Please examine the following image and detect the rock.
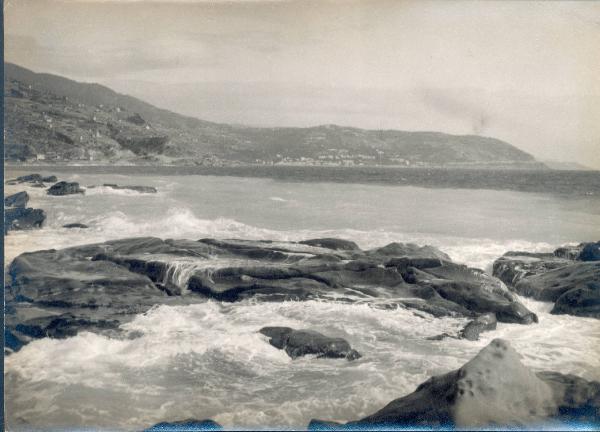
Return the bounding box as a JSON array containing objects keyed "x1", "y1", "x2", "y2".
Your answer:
[
  {"x1": 493, "y1": 246, "x2": 600, "y2": 318},
  {"x1": 551, "y1": 282, "x2": 600, "y2": 318},
  {"x1": 311, "y1": 339, "x2": 600, "y2": 429},
  {"x1": 459, "y1": 313, "x2": 497, "y2": 341},
  {"x1": 554, "y1": 241, "x2": 600, "y2": 262},
  {"x1": 6, "y1": 237, "x2": 537, "y2": 350},
  {"x1": 299, "y1": 238, "x2": 360, "y2": 251},
  {"x1": 5, "y1": 191, "x2": 29, "y2": 208},
  {"x1": 42, "y1": 175, "x2": 58, "y2": 183},
  {"x1": 514, "y1": 262, "x2": 600, "y2": 302},
  {"x1": 260, "y1": 326, "x2": 361, "y2": 360},
  {"x1": 367, "y1": 242, "x2": 452, "y2": 261},
  {"x1": 493, "y1": 252, "x2": 572, "y2": 287},
  {"x1": 102, "y1": 183, "x2": 157, "y2": 193},
  {"x1": 4, "y1": 207, "x2": 46, "y2": 233},
  {"x1": 144, "y1": 419, "x2": 223, "y2": 431},
  {"x1": 580, "y1": 242, "x2": 600, "y2": 262},
  {"x1": 47, "y1": 181, "x2": 84, "y2": 195},
  {"x1": 63, "y1": 223, "x2": 89, "y2": 229},
  {"x1": 15, "y1": 173, "x2": 43, "y2": 183}
]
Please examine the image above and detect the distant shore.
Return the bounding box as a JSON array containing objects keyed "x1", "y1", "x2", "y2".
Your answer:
[{"x1": 5, "y1": 163, "x2": 600, "y2": 196}]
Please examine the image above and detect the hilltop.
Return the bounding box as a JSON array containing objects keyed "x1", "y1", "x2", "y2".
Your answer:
[{"x1": 4, "y1": 63, "x2": 545, "y2": 168}]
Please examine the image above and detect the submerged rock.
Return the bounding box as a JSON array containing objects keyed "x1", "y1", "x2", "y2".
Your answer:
[
  {"x1": 459, "y1": 312, "x2": 497, "y2": 341},
  {"x1": 63, "y1": 223, "x2": 89, "y2": 229},
  {"x1": 47, "y1": 181, "x2": 85, "y2": 195},
  {"x1": 145, "y1": 419, "x2": 223, "y2": 431},
  {"x1": 310, "y1": 339, "x2": 600, "y2": 429},
  {"x1": 260, "y1": 326, "x2": 361, "y2": 360},
  {"x1": 6, "y1": 237, "x2": 537, "y2": 350},
  {"x1": 4, "y1": 207, "x2": 46, "y2": 233},
  {"x1": 493, "y1": 245, "x2": 600, "y2": 318},
  {"x1": 4, "y1": 191, "x2": 29, "y2": 208}
]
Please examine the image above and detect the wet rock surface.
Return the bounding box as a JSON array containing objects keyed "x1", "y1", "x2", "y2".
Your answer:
[
  {"x1": 309, "y1": 339, "x2": 600, "y2": 429},
  {"x1": 144, "y1": 419, "x2": 223, "y2": 431},
  {"x1": 493, "y1": 244, "x2": 600, "y2": 318},
  {"x1": 459, "y1": 312, "x2": 497, "y2": 341},
  {"x1": 4, "y1": 207, "x2": 46, "y2": 233},
  {"x1": 260, "y1": 326, "x2": 361, "y2": 360},
  {"x1": 6, "y1": 237, "x2": 536, "y2": 351},
  {"x1": 47, "y1": 181, "x2": 85, "y2": 195},
  {"x1": 5, "y1": 191, "x2": 29, "y2": 208}
]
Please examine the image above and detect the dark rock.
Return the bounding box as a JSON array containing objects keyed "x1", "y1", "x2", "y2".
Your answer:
[
  {"x1": 580, "y1": 242, "x2": 600, "y2": 262},
  {"x1": 15, "y1": 173, "x2": 43, "y2": 183},
  {"x1": 554, "y1": 245, "x2": 584, "y2": 261},
  {"x1": 299, "y1": 238, "x2": 360, "y2": 251},
  {"x1": 47, "y1": 181, "x2": 85, "y2": 195},
  {"x1": 551, "y1": 282, "x2": 600, "y2": 318},
  {"x1": 494, "y1": 246, "x2": 600, "y2": 318},
  {"x1": 5, "y1": 191, "x2": 29, "y2": 208},
  {"x1": 102, "y1": 183, "x2": 157, "y2": 193},
  {"x1": 554, "y1": 241, "x2": 600, "y2": 262},
  {"x1": 459, "y1": 313, "x2": 497, "y2": 341},
  {"x1": 4, "y1": 207, "x2": 46, "y2": 233},
  {"x1": 514, "y1": 262, "x2": 600, "y2": 302},
  {"x1": 63, "y1": 223, "x2": 89, "y2": 229},
  {"x1": 367, "y1": 242, "x2": 451, "y2": 261},
  {"x1": 6, "y1": 237, "x2": 537, "y2": 350},
  {"x1": 313, "y1": 339, "x2": 600, "y2": 429},
  {"x1": 493, "y1": 253, "x2": 572, "y2": 287},
  {"x1": 259, "y1": 326, "x2": 361, "y2": 360},
  {"x1": 145, "y1": 419, "x2": 222, "y2": 431},
  {"x1": 41, "y1": 175, "x2": 58, "y2": 183}
]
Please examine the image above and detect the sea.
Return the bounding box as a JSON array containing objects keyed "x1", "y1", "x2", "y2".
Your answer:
[{"x1": 4, "y1": 166, "x2": 600, "y2": 430}]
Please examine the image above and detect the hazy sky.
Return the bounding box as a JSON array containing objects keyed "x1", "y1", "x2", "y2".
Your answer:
[{"x1": 5, "y1": 0, "x2": 600, "y2": 167}]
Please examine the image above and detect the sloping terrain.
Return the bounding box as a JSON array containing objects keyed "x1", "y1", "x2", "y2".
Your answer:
[{"x1": 4, "y1": 62, "x2": 545, "y2": 167}]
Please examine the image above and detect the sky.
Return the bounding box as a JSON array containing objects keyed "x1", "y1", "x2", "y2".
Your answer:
[{"x1": 4, "y1": 0, "x2": 600, "y2": 167}]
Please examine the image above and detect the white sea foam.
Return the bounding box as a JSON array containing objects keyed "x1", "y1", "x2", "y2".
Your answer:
[{"x1": 5, "y1": 298, "x2": 599, "y2": 430}]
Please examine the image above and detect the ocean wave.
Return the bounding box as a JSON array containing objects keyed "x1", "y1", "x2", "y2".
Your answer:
[
  {"x1": 4, "y1": 205, "x2": 557, "y2": 271},
  {"x1": 5, "y1": 298, "x2": 599, "y2": 430}
]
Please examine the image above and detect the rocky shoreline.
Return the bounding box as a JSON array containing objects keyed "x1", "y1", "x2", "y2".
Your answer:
[{"x1": 3, "y1": 174, "x2": 600, "y2": 429}]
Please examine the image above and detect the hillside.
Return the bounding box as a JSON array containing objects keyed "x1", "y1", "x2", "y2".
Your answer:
[{"x1": 4, "y1": 63, "x2": 545, "y2": 168}]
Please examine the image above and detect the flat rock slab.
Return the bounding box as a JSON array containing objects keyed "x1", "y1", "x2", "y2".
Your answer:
[
  {"x1": 310, "y1": 339, "x2": 600, "y2": 429},
  {"x1": 260, "y1": 326, "x2": 361, "y2": 360},
  {"x1": 6, "y1": 237, "x2": 536, "y2": 351}
]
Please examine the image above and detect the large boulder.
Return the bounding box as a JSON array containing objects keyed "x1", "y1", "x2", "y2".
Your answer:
[
  {"x1": 4, "y1": 191, "x2": 29, "y2": 208},
  {"x1": 310, "y1": 339, "x2": 600, "y2": 429},
  {"x1": 47, "y1": 181, "x2": 84, "y2": 195},
  {"x1": 260, "y1": 326, "x2": 361, "y2": 360},
  {"x1": 4, "y1": 207, "x2": 45, "y2": 233}
]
